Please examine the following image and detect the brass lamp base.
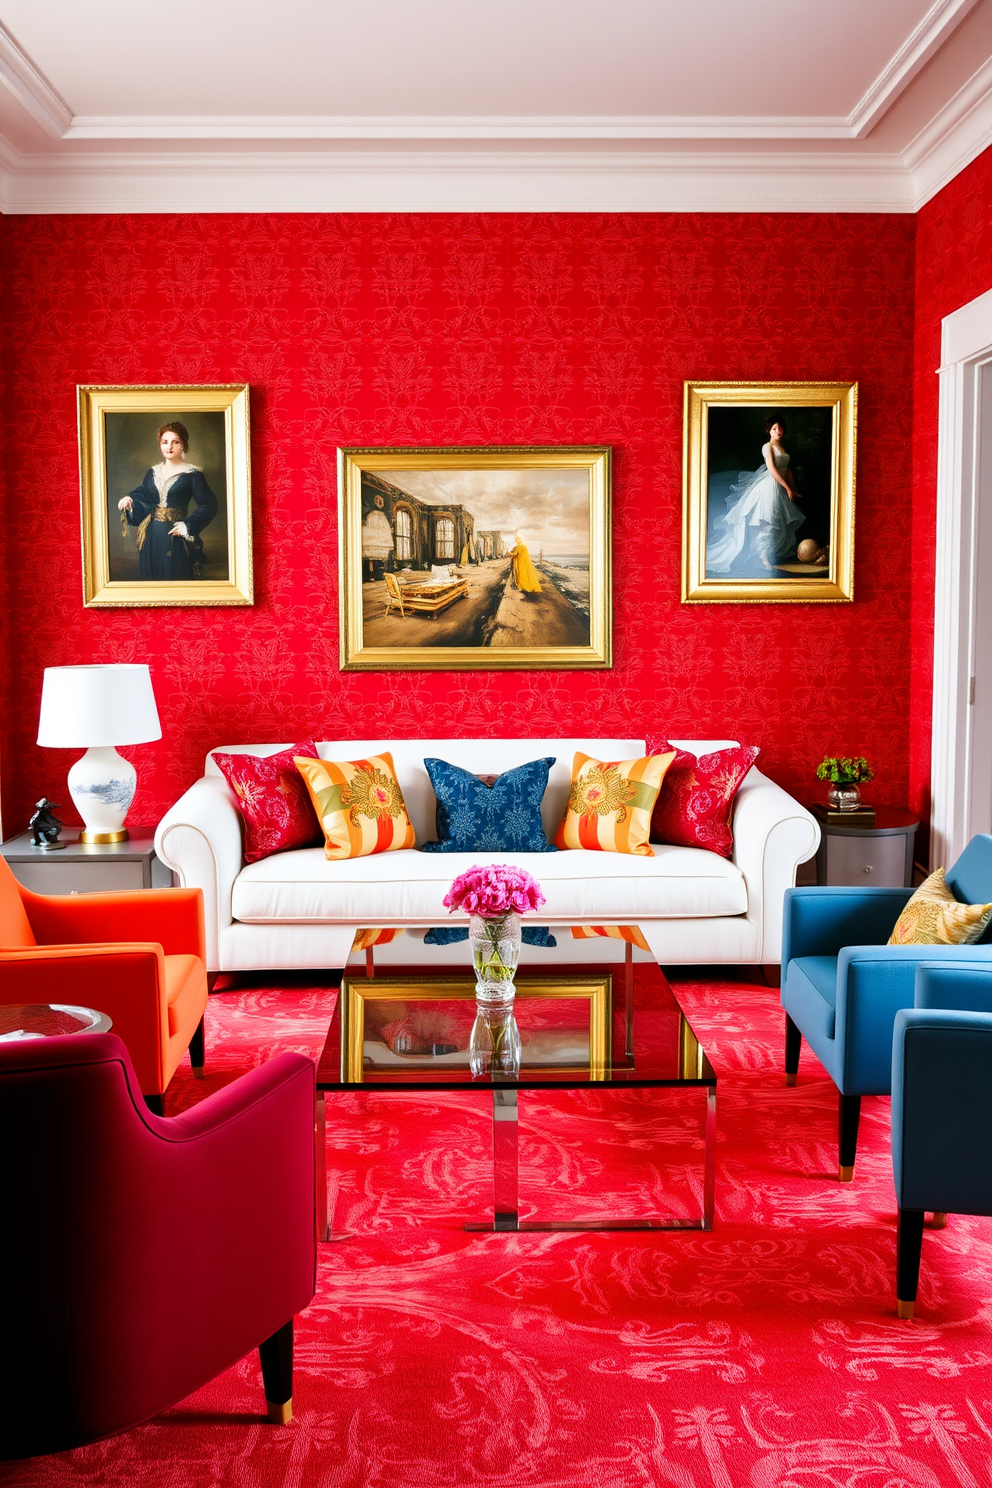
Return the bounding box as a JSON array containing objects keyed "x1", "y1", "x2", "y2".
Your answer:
[{"x1": 79, "y1": 829, "x2": 129, "y2": 845}]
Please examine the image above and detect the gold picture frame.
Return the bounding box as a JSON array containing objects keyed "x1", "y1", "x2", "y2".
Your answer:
[
  {"x1": 682, "y1": 381, "x2": 857, "y2": 603},
  {"x1": 338, "y1": 446, "x2": 611, "y2": 669},
  {"x1": 79, "y1": 384, "x2": 253, "y2": 607},
  {"x1": 340, "y1": 975, "x2": 613, "y2": 1082}
]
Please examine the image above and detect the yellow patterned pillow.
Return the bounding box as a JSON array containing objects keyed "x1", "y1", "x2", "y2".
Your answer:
[
  {"x1": 294, "y1": 752, "x2": 416, "y2": 861},
  {"x1": 554, "y1": 751, "x2": 675, "y2": 857},
  {"x1": 887, "y1": 867, "x2": 992, "y2": 946}
]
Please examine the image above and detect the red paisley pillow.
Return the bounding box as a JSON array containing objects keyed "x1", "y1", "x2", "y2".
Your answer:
[
  {"x1": 645, "y1": 740, "x2": 760, "y2": 858},
  {"x1": 213, "y1": 742, "x2": 323, "y2": 864}
]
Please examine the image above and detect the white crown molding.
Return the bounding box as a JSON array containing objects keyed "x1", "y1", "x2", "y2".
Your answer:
[
  {"x1": 0, "y1": 144, "x2": 913, "y2": 215},
  {"x1": 909, "y1": 54, "x2": 992, "y2": 206},
  {"x1": 66, "y1": 112, "x2": 859, "y2": 142},
  {"x1": 847, "y1": 0, "x2": 978, "y2": 137},
  {"x1": 0, "y1": 22, "x2": 71, "y2": 140}
]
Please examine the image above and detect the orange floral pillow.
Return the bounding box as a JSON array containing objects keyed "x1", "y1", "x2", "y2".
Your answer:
[
  {"x1": 554, "y1": 752, "x2": 675, "y2": 857},
  {"x1": 294, "y1": 752, "x2": 416, "y2": 861}
]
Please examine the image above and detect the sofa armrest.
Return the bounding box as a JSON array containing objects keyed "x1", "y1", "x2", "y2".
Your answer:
[
  {"x1": 834, "y1": 944, "x2": 992, "y2": 1094},
  {"x1": 915, "y1": 960, "x2": 992, "y2": 1014},
  {"x1": 782, "y1": 886, "x2": 913, "y2": 963},
  {"x1": 731, "y1": 770, "x2": 820, "y2": 963},
  {"x1": 24, "y1": 887, "x2": 205, "y2": 959},
  {"x1": 155, "y1": 778, "x2": 244, "y2": 972}
]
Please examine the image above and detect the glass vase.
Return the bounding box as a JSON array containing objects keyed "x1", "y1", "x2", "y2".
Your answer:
[
  {"x1": 468, "y1": 911, "x2": 522, "y2": 1078},
  {"x1": 827, "y1": 782, "x2": 861, "y2": 812}
]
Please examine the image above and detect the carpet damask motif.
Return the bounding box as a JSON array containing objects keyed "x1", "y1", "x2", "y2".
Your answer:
[{"x1": 11, "y1": 973, "x2": 990, "y2": 1486}]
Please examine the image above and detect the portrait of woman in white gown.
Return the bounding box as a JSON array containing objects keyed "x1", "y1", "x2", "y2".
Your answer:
[{"x1": 706, "y1": 417, "x2": 805, "y2": 578}]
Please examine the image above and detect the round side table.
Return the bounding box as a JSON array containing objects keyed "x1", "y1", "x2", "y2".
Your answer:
[
  {"x1": 0, "y1": 1003, "x2": 113, "y2": 1042},
  {"x1": 812, "y1": 806, "x2": 919, "y2": 888}
]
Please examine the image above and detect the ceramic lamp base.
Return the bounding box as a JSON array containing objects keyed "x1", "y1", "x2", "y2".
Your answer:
[{"x1": 67, "y1": 746, "x2": 137, "y2": 843}]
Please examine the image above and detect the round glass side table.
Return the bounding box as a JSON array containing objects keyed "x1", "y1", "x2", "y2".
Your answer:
[{"x1": 0, "y1": 1003, "x2": 113, "y2": 1042}]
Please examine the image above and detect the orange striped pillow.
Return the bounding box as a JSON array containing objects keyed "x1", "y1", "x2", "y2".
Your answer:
[
  {"x1": 294, "y1": 752, "x2": 416, "y2": 860},
  {"x1": 554, "y1": 752, "x2": 675, "y2": 857}
]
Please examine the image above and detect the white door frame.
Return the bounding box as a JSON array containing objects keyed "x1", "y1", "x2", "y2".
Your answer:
[{"x1": 931, "y1": 284, "x2": 992, "y2": 868}]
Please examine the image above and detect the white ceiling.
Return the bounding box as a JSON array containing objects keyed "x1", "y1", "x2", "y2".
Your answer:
[{"x1": 1, "y1": 0, "x2": 992, "y2": 211}]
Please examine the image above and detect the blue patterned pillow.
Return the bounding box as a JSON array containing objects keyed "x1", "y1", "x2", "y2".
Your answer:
[{"x1": 420, "y1": 756, "x2": 557, "y2": 853}]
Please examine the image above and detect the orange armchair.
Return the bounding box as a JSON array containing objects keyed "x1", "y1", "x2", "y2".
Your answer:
[{"x1": 0, "y1": 855, "x2": 208, "y2": 1111}]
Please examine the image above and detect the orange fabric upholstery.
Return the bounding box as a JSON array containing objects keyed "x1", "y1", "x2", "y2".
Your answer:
[{"x1": 0, "y1": 856, "x2": 208, "y2": 1097}]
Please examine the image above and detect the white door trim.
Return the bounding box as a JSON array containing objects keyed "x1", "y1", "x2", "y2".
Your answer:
[{"x1": 931, "y1": 283, "x2": 992, "y2": 868}]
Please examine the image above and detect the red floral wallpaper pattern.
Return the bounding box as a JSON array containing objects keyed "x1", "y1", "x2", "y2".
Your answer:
[
  {"x1": 0, "y1": 212, "x2": 917, "y2": 832},
  {"x1": 912, "y1": 144, "x2": 992, "y2": 854}
]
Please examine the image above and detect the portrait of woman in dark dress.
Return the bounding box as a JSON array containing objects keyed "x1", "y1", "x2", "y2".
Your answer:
[{"x1": 117, "y1": 421, "x2": 219, "y2": 580}]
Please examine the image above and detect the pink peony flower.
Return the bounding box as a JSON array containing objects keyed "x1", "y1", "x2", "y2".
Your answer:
[{"x1": 443, "y1": 863, "x2": 545, "y2": 918}]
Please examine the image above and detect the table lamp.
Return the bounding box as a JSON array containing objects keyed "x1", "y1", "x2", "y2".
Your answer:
[{"x1": 36, "y1": 664, "x2": 162, "y2": 843}]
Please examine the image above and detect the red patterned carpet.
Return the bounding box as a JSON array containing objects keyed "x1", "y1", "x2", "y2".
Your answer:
[{"x1": 11, "y1": 971, "x2": 991, "y2": 1486}]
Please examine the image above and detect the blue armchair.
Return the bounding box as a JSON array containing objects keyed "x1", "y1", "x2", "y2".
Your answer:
[
  {"x1": 892, "y1": 962, "x2": 992, "y2": 1317},
  {"x1": 781, "y1": 834, "x2": 992, "y2": 1180}
]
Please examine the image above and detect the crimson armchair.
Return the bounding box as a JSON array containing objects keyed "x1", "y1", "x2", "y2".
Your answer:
[
  {"x1": 0, "y1": 1032, "x2": 316, "y2": 1458},
  {"x1": 0, "y1": 854, "x2": 208, "y2": 1109}
]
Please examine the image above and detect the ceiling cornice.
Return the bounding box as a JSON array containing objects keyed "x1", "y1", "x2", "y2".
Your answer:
[
  {"x1": 0, "y1": 2, "x2": 990, "y2": 215},
  {"x1": 0, "y1": 21, "x2": 70, "y2": 140}
]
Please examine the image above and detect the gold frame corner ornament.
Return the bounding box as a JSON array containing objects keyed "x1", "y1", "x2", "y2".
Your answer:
[
  {"x1": 681, "y1": 381, "x2": 857, "y2": 604},
  {"x1": 78, "y1": 383, "x2": 253, "y2": 608},
  {"x1": 338, "y1": 445, "x2": 612, "y2": 670}
]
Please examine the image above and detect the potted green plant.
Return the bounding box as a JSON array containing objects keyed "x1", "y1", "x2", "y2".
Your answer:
[{"x1": 815, "y1": 755, "x2": 874, "y2": 812}]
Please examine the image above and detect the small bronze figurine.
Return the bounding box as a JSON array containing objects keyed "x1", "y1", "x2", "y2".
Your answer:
[{"x1": 29, "y1": 799, "x2": 66, "y2": 850}]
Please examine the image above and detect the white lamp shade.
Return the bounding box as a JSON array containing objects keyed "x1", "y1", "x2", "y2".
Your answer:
[{"x1": 37, "y1": 665, "x2": 162, "y2": 748}]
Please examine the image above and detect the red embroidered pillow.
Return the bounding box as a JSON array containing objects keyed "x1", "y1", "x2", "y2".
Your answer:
[
  {"x1": 213, "y1": 742, "x2": 323, "y2": 864},
  {"x1": 645, "y1": 740, "x2": 760, "y2": 858}
]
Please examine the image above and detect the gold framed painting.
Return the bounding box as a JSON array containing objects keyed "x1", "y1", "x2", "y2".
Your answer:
[
  {"x1": 78, "y1": 384, "x2": 253, "y2": 607},
  {"x1": 339, "y1": 975, "x2": 613, "y2": 1083},
  {"x1": 338, "y1": 446, "x2": 611, "y2": 669},
  {"x1": 682, "y1": 381, "x2": 857, "y2": 603}
]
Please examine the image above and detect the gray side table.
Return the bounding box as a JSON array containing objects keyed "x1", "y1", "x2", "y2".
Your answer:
[
  {"x1": 0, "y1": 831, "x2": 173, "y2": 894},
  {"x1": 812, "y1": 807, "x2": 919, "y2": 889}
]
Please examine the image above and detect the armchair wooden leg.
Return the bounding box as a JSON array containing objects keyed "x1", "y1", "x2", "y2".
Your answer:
[
  {"x1": 259, "y1": 1319, "x2": 293, "y2": 1424},
  {"x1": 143, "y1": 1093, "x2": 165, "y2": 1116},
  {"x1": 837, "y1": 1092, "x2": 861, "y2": 1181},
  {"x1": 897, "y1": 1208, "x2": 925, "y2": 1318},
  {"x1": 785, "y1": 1015, "x2": 801, "y2": 1086},
  {"x1": 930, "y1": 1212, "x2": 948, "y2": 1229},
  {"x1": 189, "y1": 1015, "x2": 206, "y2": 1078}
]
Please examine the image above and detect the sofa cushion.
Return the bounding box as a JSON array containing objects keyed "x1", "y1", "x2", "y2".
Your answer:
[
  {"x1": 646, "y1": 739, "x2": 760, "y2": 858},
  {"x1": 212, "y1": 741, "x2": 322, "y2": 864},
  {"x1": 230, "y1": 845, "x2": 748, "y2": 924},
  {"x1": 420, "y1": 756, "x2": 556, "y2": 853},
  {"x1": 294, "y1": 752, "x2": 417, "y2": 860},
  {"x1": 554, "y1": 751, "x2": 676, "y2": 857}
]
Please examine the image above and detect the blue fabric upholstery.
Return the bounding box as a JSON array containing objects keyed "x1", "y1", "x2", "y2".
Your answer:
[
  {"x1": 915, "y1": 961, "x2": 992, "y2": 1014},
  {"x1": 420, "y1": 756, "x2": 557, "y2": 853},
  {"x1": 781, "y1": 843, "x2": 992, "y2": 1101},
  {"x1": 892, "y1": 1007, "x2": 992, "y2": 1216}
]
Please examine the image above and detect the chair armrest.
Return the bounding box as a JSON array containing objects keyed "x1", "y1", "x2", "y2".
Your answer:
[
  {"x1": 22, "y1": 887, "x2": 205, "y2": 959},
  {"x1": 155, "y1": 777, "x2": 245, "y2": 971},
  {"x1": 915, "y1": 960, "x2": 992, "y2": 1013},
  {"x1": 0, "y1": 945, "x2": 169, "y2": 1092},
  {"x1": 730, "y1": 770, "x2": 820, "y2": 963},
  {"x1": 782, "y1": 886, "x2": 912, "y2": 963},
  {"x1": 833, "y1": 944, "x2": 992, "y2": 1094},
  {"x1": 152, "y1": 1050, "x2": 314, "y2": 1144},
  {"x1": 892, "y1": 1008, "x2": 992, "y2": 1212}
]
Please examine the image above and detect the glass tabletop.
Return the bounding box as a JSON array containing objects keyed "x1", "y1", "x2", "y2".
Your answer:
[
  {"x1": 0, "y1": 1003, "x2": 113, "y2": 1041},
  {"x1": 316, "y1": 961, "x2": 715, "y2": 1090}
]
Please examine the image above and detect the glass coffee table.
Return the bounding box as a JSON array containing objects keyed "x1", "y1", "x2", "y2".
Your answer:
[{"x1": 316, "y1": 959, "x2": 715, "y2": 1236}]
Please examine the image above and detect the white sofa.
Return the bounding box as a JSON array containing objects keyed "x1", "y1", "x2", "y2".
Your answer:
[{"x1": 154, "y1": 738, "x2": 819, "y2": 974}]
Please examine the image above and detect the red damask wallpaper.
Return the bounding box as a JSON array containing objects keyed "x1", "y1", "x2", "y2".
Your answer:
[
  {"x1": 0, "y1": 212, "x2": 917, "y2": 833},
  {"x1": 911, "y1": 144, "x2": 992, "y2": 846}
]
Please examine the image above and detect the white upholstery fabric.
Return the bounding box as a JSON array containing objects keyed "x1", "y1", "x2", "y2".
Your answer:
[
  {"x1": 154, "y1": 736, "x2": 819, "y2": 971},
  {"x1": 231, "y1": 844, "x2": 748, "y2": 924}
]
